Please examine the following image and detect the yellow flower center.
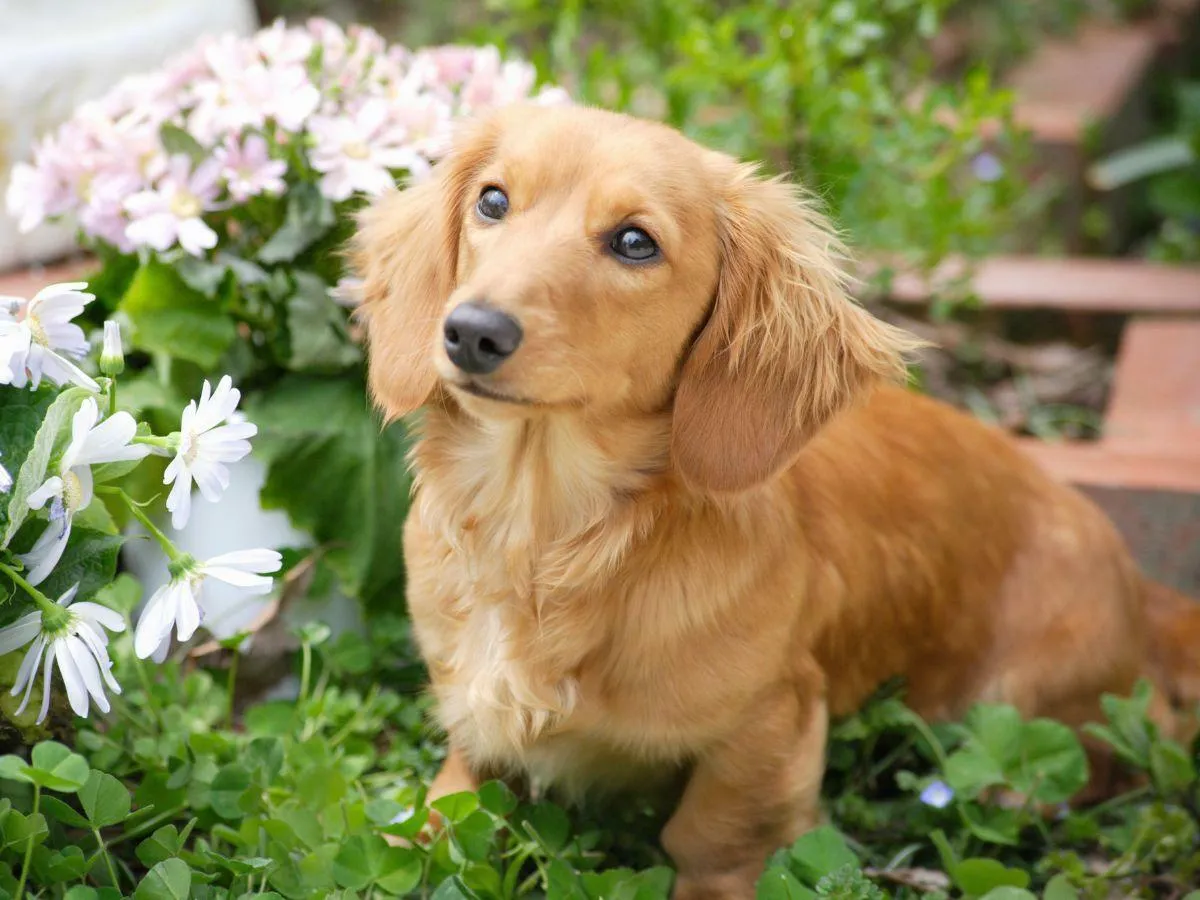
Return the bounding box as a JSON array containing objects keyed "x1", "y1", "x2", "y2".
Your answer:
[
  {"x1": 342, "y1": 140, "x2": 370, "y2": 160},
  {"x1": 63, "y1": 469, "x2": 86, "y2": 513},
  {"x1": 170, "y1": 190, "x2": 201, "y2": 219}
]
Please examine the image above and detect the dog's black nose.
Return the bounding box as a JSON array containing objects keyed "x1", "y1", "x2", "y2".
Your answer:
[{"x1": 443, "y1": 302, "x2": 523, "y2": 375}]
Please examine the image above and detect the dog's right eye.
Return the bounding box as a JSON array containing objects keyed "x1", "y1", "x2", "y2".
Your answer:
[{"x1": 477, "y1": 187, "x2": 509, "y2": 222}]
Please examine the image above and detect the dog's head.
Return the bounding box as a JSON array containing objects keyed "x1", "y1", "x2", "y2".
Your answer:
[{"x1": 356, "y1": 105, "x2": 918, "y2": 491}]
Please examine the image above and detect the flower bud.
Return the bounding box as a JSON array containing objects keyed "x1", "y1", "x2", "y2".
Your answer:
[{"x1": 100, "y1": 320, "x2": 125, "y2": 376}]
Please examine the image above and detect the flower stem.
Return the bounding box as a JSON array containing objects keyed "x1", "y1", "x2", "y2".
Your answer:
[
  {"x1": 14, "y1": 784, "x2": 39, "y2": 900},
  {"x1": 104, "y1": 489, "x2": 183, "y2": 562},
  {"x1": 0, "y1": 561, "x2": 59, "y2": 617},
  {"x1": 93, "y1": 827, "x2": 121, "y2": 889},
  {"x1": 226, "y1": 649, "x2": 240, "y2": 729},
  {"x1": 107, "y1": 377, "x2": 118, "y2": 419}
]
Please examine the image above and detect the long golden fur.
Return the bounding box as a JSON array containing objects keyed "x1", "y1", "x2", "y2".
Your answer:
[{"x1": 354, "y1": 104, "x2": 1200, "y2": 899}]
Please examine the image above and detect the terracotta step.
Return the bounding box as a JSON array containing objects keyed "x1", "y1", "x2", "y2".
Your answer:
[
  {"x1": 874, "y1": 255, "x2": 1200, "y2": 313},
  {"x1": 1017, "y1": 438, "x2": 1200, "y2": 492},
  {"x1": 0, "y1": 255, "x2": 95, "y2": 298},
  {"x1": 1004, "y1": 19, "x2": 1159, "y2": 145},
  {"x1": 1104, "y1": 317, "x2": 1200, "y2": 450},
  {"x1": 1016, "y1": 316, "x2": 1200, "y2": 493}
]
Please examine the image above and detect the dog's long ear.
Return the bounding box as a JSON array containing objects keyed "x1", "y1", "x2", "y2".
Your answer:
[
  {"x1": 671, "y1": 161, "x2": 922, "y2": 492},
  {"x1": 353, "y1": 123, "x2": 496, "y2": 421}
]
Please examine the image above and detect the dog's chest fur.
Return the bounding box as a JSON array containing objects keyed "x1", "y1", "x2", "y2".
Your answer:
[{"x1": 406, "y1": 410, "x2": 673, "y2": 778}]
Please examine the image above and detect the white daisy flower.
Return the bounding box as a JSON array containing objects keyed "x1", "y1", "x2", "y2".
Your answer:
[
  {"x1": 164, "y1": 376, "x2": 257, "y2": 530},
  {"x1": 20, "y1": 398, "x2": 151, "y2": 584},
  {"x1": 134, "y1": 548, "x2": 282, "y2": 660},
  {"x1": 0, "y1": 584, "x2": 124, "y2": 724},
  {"x1": 0, "y1": 282, "x2": 100, "y2": 392}
]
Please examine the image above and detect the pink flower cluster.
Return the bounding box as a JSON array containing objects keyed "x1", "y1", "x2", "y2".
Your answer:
[{"x1": 6, "y1": 19, "x2": 568, "y2": 256}]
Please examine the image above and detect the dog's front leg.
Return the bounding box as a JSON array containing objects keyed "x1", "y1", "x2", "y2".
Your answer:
[
  {"x1": 662, "y1": 675, "x2": 828, "y2": 900},
  {"x1": 427, "y1": 743, "x2": 481, "y2": 803}
]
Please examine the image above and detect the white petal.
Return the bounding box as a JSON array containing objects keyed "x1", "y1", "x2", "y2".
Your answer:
[
  {"x1": 76, "y1": 411, "x2": 150, "y2": 465},
  {"x1": 63, "y1": 399, "x2": 101, "y2": 469},
  {"x1": 71, "y1": 601, "x2": 126, "y2": 634},
  {"x1": 191, "y1": 460, "x2": 229, "y2": 502},
  {"x1": 27, "y1": 476, "x2": 64, "y2": 510},
  {"x1": 165, "y1": 470, "x2": 193, "y2": 530},
  {"x1": 19, "y1": 518, "x2": 72, "y2": 586},
  {"x1": 203, "y1": 548, "x2": 283, "y2": 573},
  {"x1": 54, "y1": 637, "x2": 89, "y2": 717},
  {"x1": 39, "y1": 350, "x2": 100, "y2": 392},
  {"x1": 174, "y1": 584, "x2": 202, "y2": 643},
  {"x1": 64, "y1": 635, "x2": 109, "y2": 714},
  {"x1": 12, "y1": 635, "x2": 45, "y2": 711},
  {"x1": 37, "y1": 643, "x2": 56, "y2": 723},
  {"x1": 56, "y1": 583, "x2": 80, "y2": 607},
  {"x1": 201, "y1": 567, "x2": 274, "y2": 593},
  {"x1": 133, "y1": 583, "x2": 178, "y2": 659},
  {"x1": 75, "y1": 625, "x2": 121, "y2": 694},
  {"x1": 0, "y1": 611, "x2": 42, "y2": 655}
]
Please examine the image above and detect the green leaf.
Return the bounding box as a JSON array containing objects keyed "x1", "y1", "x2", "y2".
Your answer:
[
  {"x1": 2, "y1": 386, "x2": 90, "y2": 547},
  {"x1": 0, "y1": 810, "x2": 48, "y2": 851},
  {"x1": 40, "y1": 795, "x2": 91, "y2": 828},
  {"x1": 249, "y1": 374, "x2": 412, "y2": 605},
  {"x1": 432, "y1": 791, "x2": 479, "y2": 824},
  {"x1": 159, "y1": 123, "x2": 208, "y2": 165},
  {"x1": 431, "y1": 875, "x2": 481, "y2": 900},
  {"x1": 977, "y1": 890, "x2": 1036, "y2": 900},
  {"x1": 134, "y1": 858, "x2": 192, "y2": 900},
  {"x1": 757, "y1": 868, "x2": 818, "y2": 900},
  {"x1": 136, "y1": 825, "x2": 184, "y2": 868},
  {"x1": 944, "y1": 704, "x2": 1086, "y2": 804},
  {"x1": 27, "y1": 742, "x2": 91, "y2": 792},
  {"x1": 952, "y1": 859, "x2": 1030, "y2": 897},
  {"x1": 478, "y1": 779, "x2": 518, "y2": 816},
  {"x1": 1088, "y1": 135, "x2": 1195, "y2": 190},
  {"x1": 259, "y1": 183, "x2": 336, "y2": 263},
  {"x1": 119, "y1": 261, "x2": 237, "y2": 368},
  {"x1": 453, "y1": 809, "x2": 497, "y2": 862},
  {"x1": 0, "y1": 386, "x2": 57, "y2": 544},
  {"x1": 1043, "y1": 874, "x2": 1078, "y2": 900},
  {"x1": 283, "y1": 272, "x2": 362, "y2": 373},
  {"x1": 523, "y1": 801, "x2": 571, "y2": 853},
  {"x1": 64, "y1": 887, "x2": 101, "y2": 900},
  {"x1": 210, "y1": 764, "x2": 253, "y2": 819},
  {"x1": 80, "y1": 770, "x2": 132, "y2": 827},
  {"x1": 376, "y1": 846, "x2": 422, "y2": 895},
  {"x1": 1148, "y1": 739, "x2": 1196, "y2": 795},
  {"x1": 332, "y1": 834, "x2": 392, "y2": 890},
  {"x1": 91, "y1": 574, "x2": 142, "y2": 616},
  {"x1": 787, "y1": 825, "x2": 858, "y2": 884}
]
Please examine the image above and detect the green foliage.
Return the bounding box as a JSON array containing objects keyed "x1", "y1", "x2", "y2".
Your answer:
[
  {"x1": 4, "y1": 612, "x2": 1198, "y2": 900},
  {"x1": 1088, "y1": 80, "x2": 1200, "y2": 262},
  {"x1": 248, "y1": 374, "x2": 412, "y2": 609},
  {"x1": 479, "y1": 0, "x2": 1030, "y2": 274}
]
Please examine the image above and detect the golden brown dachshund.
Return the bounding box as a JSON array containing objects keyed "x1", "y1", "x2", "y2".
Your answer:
[{"x1": 354, "y1": 104, "x2": 1200, "y2": 900}]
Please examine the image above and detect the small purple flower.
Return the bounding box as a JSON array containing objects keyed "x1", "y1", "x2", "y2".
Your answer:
[
  {"x1": 920, "y1": 780, "x2": 954, "y2": 809},
  {"x1": 971, "y1": 152, "x2": 1004, "y2": 183}
]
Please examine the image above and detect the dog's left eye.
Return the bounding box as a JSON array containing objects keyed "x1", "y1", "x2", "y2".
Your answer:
[
  {"x1": 610, "y1": 227, "x2": 659, "y2": 262},
  {"x1": 477, "y1": 187, "x2": 509, "y2": 221}
]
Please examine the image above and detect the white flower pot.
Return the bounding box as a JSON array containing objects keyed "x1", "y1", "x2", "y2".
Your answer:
[
  {"x1": 120, "y1": 456, "x2": 363, "y2": 645},
  {"x1": 0, "y1": 0, "x2": 258, "y2": 270}
]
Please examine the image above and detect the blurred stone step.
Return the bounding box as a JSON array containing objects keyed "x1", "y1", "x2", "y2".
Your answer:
[
  {"x1": 1104, "y1": 317, "x2": 1200, "y2": 451},
  {"x1": 1015, "y1": 316, "x2": 1200, "y2": 493},
  {"x1": 0, "y1": 256, "x2": 96, "y2": 298},
  {"x1": 874, "y1": 255, "x2": 1200, "y2": 313}
]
